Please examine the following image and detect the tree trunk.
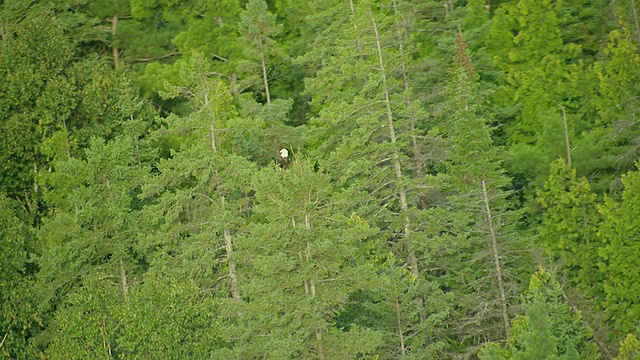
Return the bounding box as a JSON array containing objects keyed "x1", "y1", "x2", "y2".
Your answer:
[
  {"x1": 393, "y1": 280, "x2": 406, "y2": 356},
  {"x1": 349, "y1": 0, "x2": 358, "y2": 31},
  {"x1": 111, "y1": 15, "x2": 119, "y2": 68},
  {"x1": 391, "y1": 0, "x2": 428, "y2": 209},
  {"x1": 562, "y1": 106, "x2": 572, "y2": 167},
  {"x1": 210, "y1": 123, "x2": 218, "y2": 153},
  {"x1": 210, "y1": 110, "x2": 240, "y2": 301},
  {"x1": 301, "y1": 213, "x2": 325, "y2": 359},
  {"x1": 1, "y1": 23, "x2": 6, "y2": 46},
  {"x1": 349, "y1": 0, "x2": 362, "y2": 53},
  {"x1": 223, "y1": 227, "x2": 240, "y2": 301},
  {"x1": 119, "y1": 259, "x2": 129, "y2": 300},
  {"x1": 629, "y1": 0, "x2": 640, "y2": 48},
  {"x1": 370, "y1": 9, "x2": 418, "y2": 277},
  {"x1": 259, "y1": 38, "x2": 271, "y2": 105},
  {"x1": 481, "y1": 180, "x2": 510, "y2": 339},
  {"x1": 561, "y1": 290, "x2": 614, "y2": 359},
  {"x1": 444, "y1": 0, "x2": 454, "y2": 15}
]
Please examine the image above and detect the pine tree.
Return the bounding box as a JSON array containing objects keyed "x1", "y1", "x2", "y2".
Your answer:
[
  {"x1": 0, "y1": 11, "x2": 156, "y2": 216},
  {"x1": 436, "y1": 32, "x2": 528, "y2": 347},
  {"x1": 140, "y1": 52, "x2": 258, "y2": 303},
  {"x1": 0, "y1": 14, "x2": 74, "y2": 212},
  {"x1": 35, "y1": 135, "x2": 150, "y2": 357},
  {"x1": 302, "y1": 2, "x2": 461, "y2": 355},
  {"x1": 486, "y1": 0, "x2": 588, "y2": 193},
  {"x1": 237, "y1": 0, "x2": 286, "y2": 105},
  {"x1": 228, "y1": 158, "x2": 385, "y2": 359},
  {"x1": 586, "y1": 25, "x2": 640, "y2": 183},
  {"x1": 303, "y1": 0, "x2": 432, "y2": 277},
  {"x1": 536, "y1": 159, "x2": 601, "y2": 291},
  {"x1": 615, "y1": 334, "x2": 640, "y2": 360},
  {"x1": 478, "y1": 268, "x2": 600, "y2": 360},
  {"x1": 0, "y1": 196, "x2": 35, "y2": 358}
]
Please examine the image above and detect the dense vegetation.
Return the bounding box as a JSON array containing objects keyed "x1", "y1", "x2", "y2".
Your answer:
[{"x1": 1, "y1": 0, "x2": 639, "y2": 358}]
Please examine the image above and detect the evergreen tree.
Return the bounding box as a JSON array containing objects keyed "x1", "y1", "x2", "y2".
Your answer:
[
  {"x1": 230, "y1": 158, "x2": 385, "y2": 359},
  {"x1": 35, "y1": 135, "x2": 150, "y2": 356},
  {"x1": 303, "y1": 0, "x2": 431, "y2": 277},
  {"x1": 0, "y1": 12, "x2": 155, "y2": 216},
  {"x1": 615, "y1": 334, "x2": 640, "y2": 360},
  {"x1": 438, "y1": 32, "x2": 527, "y2": 348},
  {"x1": 597, "y1": 164, "x2": 640, "y2": 334},
  {"x1": 237, "y1": 0, "x2": 287, "y2": 105},
  {"x1": 536, "y1": 159, "x2": 601, "y2": 291},
  {"x1": 478, "y1": 268, "x2": 600, "y2": 360},
  {"x1": 586, "y1": 25, "x2": 640, "y2": 185},
  {"x1": 486, "y1": 0, "x2": 588, "y2": 194},
  {"x1": 140, "y1": 52, "x2": 258, "y2": 303},
  {"x1": 0, "y1": 196, "x2": 36, "y2": 358},
  {"x1": 0, "y1": 14, "x2": 74, "y2": 212}
]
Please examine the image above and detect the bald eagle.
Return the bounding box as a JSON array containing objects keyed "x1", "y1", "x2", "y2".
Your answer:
[{"x1": 279, "y1": 149, "x2": 289, "y2": 169}]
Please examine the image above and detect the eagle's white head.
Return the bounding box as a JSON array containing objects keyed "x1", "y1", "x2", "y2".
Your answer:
[{"x1": 280, "y1": 149, "x2": 289, "y2": 158}]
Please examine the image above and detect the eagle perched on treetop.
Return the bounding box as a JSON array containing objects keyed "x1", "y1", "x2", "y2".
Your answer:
[{"x1": 279, "y1": 149, "x2": 289, "y2": 169}]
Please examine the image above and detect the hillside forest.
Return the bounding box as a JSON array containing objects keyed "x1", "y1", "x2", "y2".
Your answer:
[{"x1": 1, "y1": 0, "x2": 640, "y2": 358}]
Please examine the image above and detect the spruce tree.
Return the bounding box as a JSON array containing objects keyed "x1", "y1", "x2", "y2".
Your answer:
[
  {"x1": 0, "y1": 196, "x2": 35, "y2": 358},
  {"x1": 302, "y1": 2, "x2": 458, "y2": 355},
  {"x1": 433, "y1": 33, "x2": 529, "y2": 349},
  {"x1": 237, "y1": 0, "x2": 287, "y2": 105},
  {"x1": 536, "y1": 159, "x2": 601, "y2": 292},
  {"x1": 486, "y1": 0, "x2": 587, "y2": 193},
  {"x1": 140, "y1": 52, "x2": 258, "y2": 302},
  {"x1": 229, "y1": 158, "x2": 385, "y2": 359},
  {"x1": 36, "y1": 135, "x2": 150, "y2": 357},
  {"x1": 478, "y1": 268, "x2": 600, "y2": 360}
]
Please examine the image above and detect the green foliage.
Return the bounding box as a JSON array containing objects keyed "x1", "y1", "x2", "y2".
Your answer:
[
  {"x1": 536, "y1": 159, "x2": 601, "y2": 290},
  {"x1": 45, "y1": 275, "x2": 220, "y2": 359},
  {"x1": 485, "y1": 0, "x2": 592, "y2": 196},
  {"x1": 141, "y1": 51, "x2": 257, "y2": 303},
  {"x1": 237, "y1": 0, "x2": 287, "y2": 103},
  {"x1": 0, "y1": 196, "x2": 36, "y2": 358},
  {"x1": 232, "y1": 158, "x2": 385, "y2": 358},
  {"x1": 436, "y1": 32, "x2": 531, "y2": 347},
  {"x1": 0, "y1": 11, "x2": 156, "y2": 216},
  {"x1": 34, "y1": 135, "x2": 151, "y2": 354},
  {"x1": 0, "y1": 15, "x2": 74, "y2": 207},
  {"x1": 1, "y1": 0, "x2": 640, "y2": 358},
  {"x1": 587, "y1": 26, "x2": 640, "y2": 178},
  {"x1": 616, "y1": 334, "x2": 640, "y2": 360},
  {"x1": 478, "y1": 268, "x2": 600, "y2": 360},
  {"x1": 597, "y1": 164, "x2": 640, "y2": 334}
]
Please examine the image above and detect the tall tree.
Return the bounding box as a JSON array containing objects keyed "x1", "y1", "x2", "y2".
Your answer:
[
  {"x1": 35, "y1": 134, "x2": 150, "y2": 356},
  {"x1": 0, "y1": 196, "x2": 36, "y2": 358},
  {"x1": 478, "y1": 268, "x2": 600, "y2": 360},
  {"x1": 140, "y1": 52, "x2": 259, "y2": 303},
  {"x1": 229, "y1": 158, "x2": 385, "y2": 359},
  {"x1": 439, "y1": 32, "x2": 526, "y2": 348},
  {"x1": 585, "y1": 25, "x2": 640, "y2": 183},
  {"x1": 0, "y1": 12, "x2": 156, "y2": 216},
  {"x1": 304, "y1": 0, "x2": 434, "y2": 277},
  {"x1": 0, "y1": 15, "x2": 74, "y2": 213},
  {"x1": 597, "y1": 164, "x2": 640, "y2": 335},
  {"x1": 303, "y1": 1, "x2": 453, "y2": 356},
  {"x1": 486, "y1": 0, "x2": 588, "y2": 194},
  {"x1": 237, "y1": 0, "x2": 286, "y2": 105},
  {"x1": 536, "y1": 159, "x2": 601, "y2": 288}
]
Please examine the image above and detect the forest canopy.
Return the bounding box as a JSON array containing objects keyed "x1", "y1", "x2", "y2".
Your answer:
[{"x1": 1, "y1": 0, "x2": 639, "y2": 358}]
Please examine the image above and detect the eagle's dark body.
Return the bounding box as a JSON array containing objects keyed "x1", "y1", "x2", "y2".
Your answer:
[{"x1": 279, "y1": 149, "x2": 289, "y2": 169}]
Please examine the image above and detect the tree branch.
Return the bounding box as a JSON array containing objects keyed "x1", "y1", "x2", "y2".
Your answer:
[{"x1": 133, "y1": 51, "x2": 182, "y2": 63}]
